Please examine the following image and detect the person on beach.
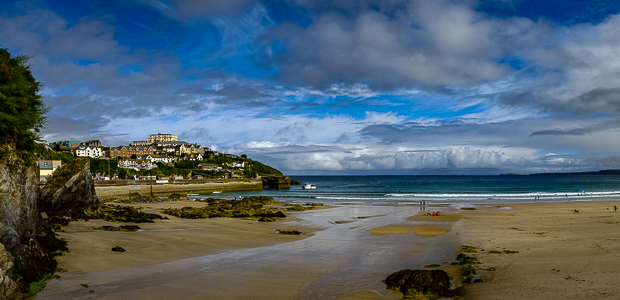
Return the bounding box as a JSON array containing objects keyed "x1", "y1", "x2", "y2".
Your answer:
[{"x1": 615, "y1": 205, "x2": 617, "y2": 212}]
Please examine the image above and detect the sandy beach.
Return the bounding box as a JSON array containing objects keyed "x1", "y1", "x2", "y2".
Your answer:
[
  {"x1": 34, "y1": 199, "x2": 620, "y2": 299},
  {"x1": 457, "y1": 200, "x2": 620, "y2": 299},
  {"x1": 36, "y1": 202, "x2": 463, "y2": 300}
]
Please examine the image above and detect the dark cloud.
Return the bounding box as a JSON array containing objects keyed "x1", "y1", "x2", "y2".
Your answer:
[
  {"x1": 567, "y1": 87, "x2": 620, "y2": 114},
  {"x1": 530, "y1": 128, "x2": 589, "y2": 136},
  {"x1": 268, "y1": 0, "x2": 510, "y2": 90}
]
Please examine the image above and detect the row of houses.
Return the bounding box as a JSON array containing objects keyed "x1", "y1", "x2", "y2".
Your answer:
[{"x1": 54, "y1": 137, "x2": 212, "y2": 160}]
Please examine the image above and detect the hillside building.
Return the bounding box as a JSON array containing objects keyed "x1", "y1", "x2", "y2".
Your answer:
[
  {"x1": 147, "y1": 133, "x2": 178, "y2": 143},
  {"x1": 76, "y1": 145, "x2": 104, "y2": 158}
]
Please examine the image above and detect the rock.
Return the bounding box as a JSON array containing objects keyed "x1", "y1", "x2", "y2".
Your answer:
[
  {"x1": 100, "y1": 204, "x2": 165, "y2": 223},
  {"x1": 1, "y1": 149, "x2": 97, "y2": 297},
  {"x1": 0, "y1": 151, "x2": 59, "y2": 295},
  {"x1": 38, "y1": 158, "x2": 100, "y2": 219},
  {"x1": 385, "y1": 269, "x2": 463, "y2": 298},
  {"x1": 161, "y1": 196, "x2": 286, "y2": 220},
  {"x1": 111, "y1": 246, "x2": 126, "y2": 252},
  {"x1": 167, "y1": 193, "x2": 189, "y2": 201},
  {"x1": 0, "y1": 244, "x2": 20, "y2": 300}
]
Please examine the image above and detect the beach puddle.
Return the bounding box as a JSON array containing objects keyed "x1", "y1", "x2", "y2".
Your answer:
[
  {"x1": 368, "y1": 224, "x2": 453, "y2": 237},
  {"x1": 407, "y1": 214, "x2": 461, "y2": 222}
]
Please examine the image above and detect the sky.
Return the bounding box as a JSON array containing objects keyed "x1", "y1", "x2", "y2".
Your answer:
[{"x1": 3, "y1": 0, "x2": 620, "y2": 175}]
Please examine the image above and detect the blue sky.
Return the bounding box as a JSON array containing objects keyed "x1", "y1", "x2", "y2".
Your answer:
[{"x1": 3, "y1": 0, "x2": 620, "y2": 175}]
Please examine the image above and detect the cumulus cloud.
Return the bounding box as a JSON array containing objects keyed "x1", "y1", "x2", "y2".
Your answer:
[{"x1": 270, "y1": 0, "x2": 510, "y2": 89}]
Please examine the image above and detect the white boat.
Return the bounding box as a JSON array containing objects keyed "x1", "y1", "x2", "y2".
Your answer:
[
  {"x1": 213, "y1": 191, "x2": 222, "y2": 194},
  {"x1": 302, "y1": 183, "x2": 316, "y2": 189}
]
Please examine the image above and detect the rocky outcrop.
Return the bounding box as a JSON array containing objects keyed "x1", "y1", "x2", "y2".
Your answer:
[
  {"x1": 0, "y1": 152, "x2": 57, "y2": 297},
  {"x1": 38, "y1": 158, "x2": 99, "y2": 219},
  {"x1": 385, "y1": 269, "x2": 463, "y2": 298},
  {"x1": 0, "y1": 153, "x2": 99, "y2": 298},
  {"x1": 0, "y1": 244, "x2": 20, "y2": 300}
]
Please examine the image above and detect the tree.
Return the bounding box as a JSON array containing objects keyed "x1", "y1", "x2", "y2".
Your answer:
[
  {"x1": 241, "y1": 154, "x2": 247, "y2": 159},
  {"x1": 0, "y1": 48, "x2": 48, "y2": 151}
]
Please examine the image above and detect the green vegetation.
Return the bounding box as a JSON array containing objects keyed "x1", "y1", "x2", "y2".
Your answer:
[
  {"x1": 286, "y1": 204, "x2": 307, "y2": 211},
  {"x1": 461, "y1": 265, "x2": 477, "y2": 284},
  {"x1": 93, "y1": 225, "x2": 141, "y2": 231},
  {"x1": 162, "y1": 196, "x2": 285, "y2": 219},
  {"x1": 34, "y1": 145, "x2": 75, "y2": 165},
  {"x1": 100, "y1": 204, "x2": 166, "y2": 223},
  {"x1": 0, "y1": 48, "x2": 48, "y2": 156},
  {"x1": 460, "y1": 207, "x2": 476, "y2": 210},
  {"x1": 456, "y1": 254, "x2": 480, "y2": 265},
  {"x1": 460, "y1": 245, "x2": 478, "y2": 253},
  {"x1": 21, "y1": 273, "x2": 60, "y2": 299},
  {"x1": 46, "y1": 158, "x2": 89, "y2": 189}
]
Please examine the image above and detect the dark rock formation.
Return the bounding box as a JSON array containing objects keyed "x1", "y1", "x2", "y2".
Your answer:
[
  {"x1": 1, "y1": 152, "x2": 99, "y2": 298},
  {"x1": 162, "y1": 196, "x2": 285, "y2": 219},
  {"x1": 39, "y1": 158, "x2": 100, "y2": 219},
  {"x1": 101, "y1": 204, "x2": 166, "y2": 223},
  {"x1": 111, "y1": 246, "x2": 126, "y2": 252},
  {"x1": 0, "y1": 244, "x2": 20, "y2": 300},
  {"x1": 0, "y1": 152, "x2": 60, "y2": 298},
  {"x1": 385, "y1": 269, "x2": 463, "y2": 298}
]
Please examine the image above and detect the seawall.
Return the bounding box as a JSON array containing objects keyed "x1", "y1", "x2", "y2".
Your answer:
[{"x1": 95, "y1": 179, "x2": 263, "y2": 198}]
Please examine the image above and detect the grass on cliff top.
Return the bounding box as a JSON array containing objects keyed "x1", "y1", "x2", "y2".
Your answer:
[{"x1": 46, "y1": 157, "x2": 89, "y2": 189}]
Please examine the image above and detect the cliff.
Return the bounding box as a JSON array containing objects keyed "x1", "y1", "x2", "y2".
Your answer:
[{"x1": 0, "y1": 152, "x2": 98, "y2": 299}]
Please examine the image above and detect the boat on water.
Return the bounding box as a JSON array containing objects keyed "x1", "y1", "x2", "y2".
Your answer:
[
  {"x1": 302, "y1": 183, "x2": 317, "y2": 190},
  {"x1": 213, "y1": 191, "x2": 222, "y2": 194}
]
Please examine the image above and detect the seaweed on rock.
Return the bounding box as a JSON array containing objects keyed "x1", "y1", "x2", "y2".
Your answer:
[
  {"x1": 161, "y1": 196, "x2": 286, "y2": 220},
  {"x1": 100, "y1": 204, "x2": 166, "y2": 223},
  {"x1": 385, "y1": 269, "x2": 463, "y2": 298}
]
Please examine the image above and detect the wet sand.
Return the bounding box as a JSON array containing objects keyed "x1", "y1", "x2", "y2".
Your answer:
[
  {"x1": 457, "y1": 200, "x2": 620, "y2": 299},
  {"x1": 37, "y1": 203, "x2": 462, "y2": 300}
]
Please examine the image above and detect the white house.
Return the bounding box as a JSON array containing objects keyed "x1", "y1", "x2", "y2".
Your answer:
[
  {"x1": 117, "y1": 159, "x2": 153, "y2": 171},
  {"x1": 148, "y1": 154, "x2": 177, "y2": 164},
  {"x1": 232, "y1": 161, "x2": 245, "y2": 168},
  {"x1": 76, "y1": 145, "x2": 104, "y2": 158}
]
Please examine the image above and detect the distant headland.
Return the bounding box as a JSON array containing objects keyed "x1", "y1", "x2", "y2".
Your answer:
[{"x1": 501, "y1": 169, "x2": 620, "y2": 176}]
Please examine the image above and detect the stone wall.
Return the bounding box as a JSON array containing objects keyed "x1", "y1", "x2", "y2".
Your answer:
[{"x1": 95, "y1": 180, "x2": 263, "y2": 198}]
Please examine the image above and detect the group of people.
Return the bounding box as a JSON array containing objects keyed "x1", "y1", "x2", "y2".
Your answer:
[{"x1": 419, "y1": 201, "x2": 442, "y2": 216}]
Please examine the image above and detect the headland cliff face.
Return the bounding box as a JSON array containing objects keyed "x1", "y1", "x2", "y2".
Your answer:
[{"x1": 0, "y1": 153, "x2": 98, "y2": 299}]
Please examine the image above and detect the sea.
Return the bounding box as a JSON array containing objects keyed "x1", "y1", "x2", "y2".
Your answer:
[{"x1": 197, "y1": 175, "x2": 620, "y2": 206}]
